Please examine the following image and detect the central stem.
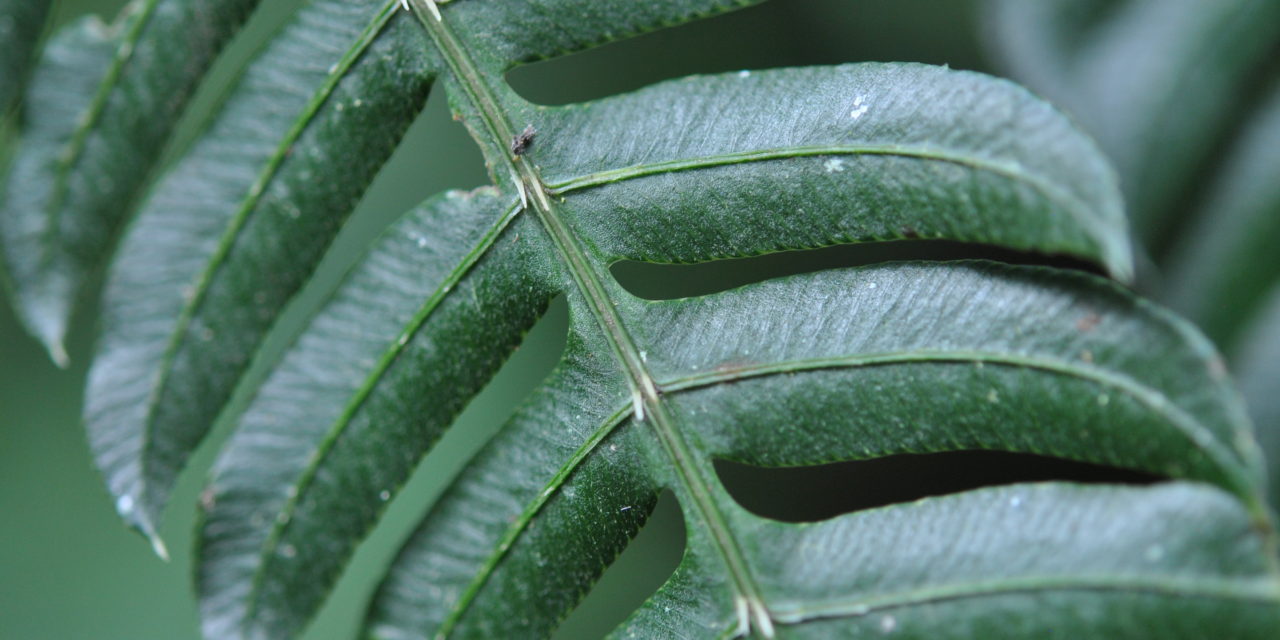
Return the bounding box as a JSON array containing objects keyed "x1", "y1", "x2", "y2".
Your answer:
[{"x1": 405, "y1": 1, "x2": 773, "y2": 635}]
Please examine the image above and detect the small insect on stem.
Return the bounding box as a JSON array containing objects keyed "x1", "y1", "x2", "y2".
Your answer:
[{"x1": 510, "y1": 124, "x2": 536, "y2": 158}]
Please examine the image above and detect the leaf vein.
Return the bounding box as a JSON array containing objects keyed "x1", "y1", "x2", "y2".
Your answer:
[
  {"x1": 546, "y1": 145, "x2": 1105, "y2": 231},
  {"x1": 243, "y1": 198, "x2": 521, "y2": 629},
  {"x1": 42, "y1": 0, "x2": 160, "y2": 265},
  {"x1": 660, "y1": 350, "x2": 1253, "y2": 497},
  {"x1": 765, "y1": 575, "x2": 1280, "y2": 627},
  {"x1": 137, "y1": 1, "x2": 402, "y2": 528},
  {"x1": 435, "y1": 405, "x2": 631, "y2": 638}
]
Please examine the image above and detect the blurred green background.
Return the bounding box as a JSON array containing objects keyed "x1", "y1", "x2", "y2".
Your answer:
[{"x1": 1, "y1": 1, "x2": 1132, "y2": 638}]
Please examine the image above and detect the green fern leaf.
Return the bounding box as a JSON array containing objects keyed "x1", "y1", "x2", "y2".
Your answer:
[{"x1": 4, "y1": 1, "x2": 1276, "y2": 638}]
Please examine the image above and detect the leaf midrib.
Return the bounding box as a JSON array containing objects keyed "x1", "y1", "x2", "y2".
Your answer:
[
  {"x1": 429, "y1": 344, "x2": 1268, "y2": 630},
  {"x1": 405, "y1": 1, "x2": 775, "y2": 635}
]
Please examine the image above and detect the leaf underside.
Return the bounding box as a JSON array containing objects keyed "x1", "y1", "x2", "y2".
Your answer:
[{"x1": 3, "y1": 1, "x2": 1277, "y2": 639}]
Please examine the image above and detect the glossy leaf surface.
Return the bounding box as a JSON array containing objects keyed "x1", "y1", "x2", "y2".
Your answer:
[
  {"x1": 367, "y1": 262, "x2": 1272, "y2": 639},
  {"x1": 6, "y1": 1, "x2": 1277, "y2": 638}
]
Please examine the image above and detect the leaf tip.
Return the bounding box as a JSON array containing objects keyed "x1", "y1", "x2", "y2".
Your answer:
[
  {"x1": 114, "y1": 492, "x2": 166, "y2": 559},
  {"x1": 150, "y1": 534, "x2": 170, "y2": 562},
  {"x1": 48, "y1": 339, "x2": 70, "y2": 369},
  {"x1": 1103, "y1": 238, "x2": 1136, "y2": 286},
  {"x1": 27, "y1": 321, "x2": 68, "y2": 366},
  {"x1": 9, "y1": 287, "x2": 73, "y2": 367}
]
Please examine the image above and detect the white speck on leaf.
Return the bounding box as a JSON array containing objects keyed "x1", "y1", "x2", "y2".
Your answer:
[
  {"x1": 823, "y1": 158, "x2": 846, "y2": 173},
  {"x1": 850, "y1": 95, "x2": 869, "y2": 119},
  {"x1": 738, "y1": 70, "x2": 751, "y2": 78},
  {"x1": 379, "y1": 490, "x2": 391, "y2": 501},
  {"x1": 880, "y1": 615, "x2": 897, "y2": 633},
  {"x1": 116, "y1": 494, "x2": 134, "y2": 515}
]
